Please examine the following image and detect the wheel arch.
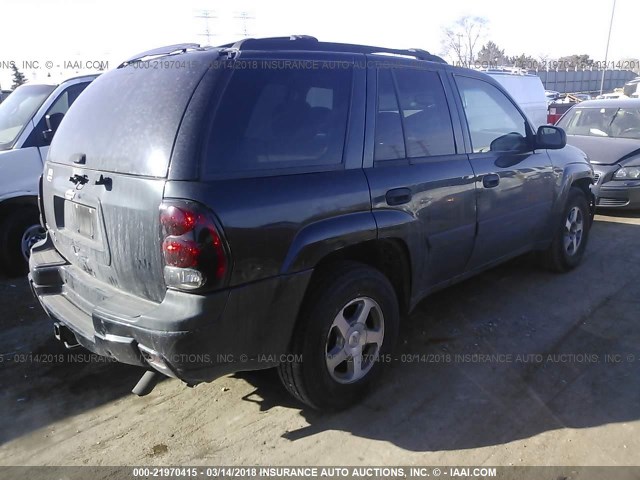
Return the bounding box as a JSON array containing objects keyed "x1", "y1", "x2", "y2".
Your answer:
[
  {"x1": 0, "y1": 195, "x2": 39, "y2": 222},
  {"x1": 553, "y1": 163, "x2": 594, "y2": 217},
  {"x1": 571, "y1": 176, "x2": 595, "y2": 218},
  {"x1": 304, "y1": 238, "x2": 412, "y2": 316}
]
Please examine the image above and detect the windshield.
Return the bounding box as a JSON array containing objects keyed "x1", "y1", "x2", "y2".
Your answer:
[
  {"x1": 558, "y1": 106, "x2": 640, "y2": 139},
  {"x1": 0, "y1": 84, "x2": 55, "y2": 150}
]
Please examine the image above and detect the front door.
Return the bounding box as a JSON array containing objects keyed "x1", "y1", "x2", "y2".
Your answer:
[{"x1": 452, "y1": 75, "x2": 555, "y2": 270}]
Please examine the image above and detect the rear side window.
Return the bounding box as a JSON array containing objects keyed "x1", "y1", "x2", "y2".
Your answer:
[
  {"x1": 394, "y1": 69, "x2": 456, "y2": 157},
  {"x1": 374, "y1": 67, "x2": 455, "y2": 162},
  {"x1": 205, "y1": 65, "x2": 352, "y2": 175},
  {"x1": 455, "y1": 76, "x2": 528, "y2": 153}
]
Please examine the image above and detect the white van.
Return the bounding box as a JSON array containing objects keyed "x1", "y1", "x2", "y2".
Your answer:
[
  {"x1": 482, "y1": 69, "x2": 548, "y2": 128},
  {"x1": 0, "y1": 75, "x2": 96, "y2": 275}
]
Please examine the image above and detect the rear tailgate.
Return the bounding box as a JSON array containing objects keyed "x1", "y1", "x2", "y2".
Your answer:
[{"x1": 43, "y1": 54, "x2": 212, "y2": 303}]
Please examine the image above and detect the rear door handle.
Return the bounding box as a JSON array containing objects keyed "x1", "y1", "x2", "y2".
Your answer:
[
  {"x1": 386, "y1": 188, "x2": 412, "y2": 206},
  {"x1": 482, "y1": 174, "x2": 500, "y2": 189}
]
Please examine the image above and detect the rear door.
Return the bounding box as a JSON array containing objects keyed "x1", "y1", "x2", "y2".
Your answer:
[
  {"x1": 364, "y1": 61, "x2": 476, "y2": 294},
  {"x1": 451, "y1": 74, "x2": 555, "y2": 270}
]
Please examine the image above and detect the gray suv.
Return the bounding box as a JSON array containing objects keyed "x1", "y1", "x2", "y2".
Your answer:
[{"x1": 29, "y1": 36, "x2": 594, "y2": 411}]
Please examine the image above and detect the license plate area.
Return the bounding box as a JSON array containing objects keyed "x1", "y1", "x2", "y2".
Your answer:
[{"x1": 65, "y1": 202, "x2": 97, "y2": 240}]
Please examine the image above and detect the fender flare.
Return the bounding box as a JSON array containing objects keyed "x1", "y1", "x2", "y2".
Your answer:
[
  {"x1": 553, "y1": 163, "x2": 594, "y2": 218},
  {"x1": 280, "y1": 212, "x2": 377, "y2": 274}
]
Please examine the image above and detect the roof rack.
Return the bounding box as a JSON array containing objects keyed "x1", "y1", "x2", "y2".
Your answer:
[
  {"x1": 118, "y1": 43, "x2": 202, "y2": 68},
  {"x1": 218, "y1": 36, "x2": 447, "y2": 64},
  {"x1": 475, "y1": 66, "x2": 530, "y2": 75}
]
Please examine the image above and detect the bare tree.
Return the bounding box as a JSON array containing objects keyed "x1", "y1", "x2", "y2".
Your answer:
[{"x1": 441, "y1": 16, "x2": 488, "y2": 67}]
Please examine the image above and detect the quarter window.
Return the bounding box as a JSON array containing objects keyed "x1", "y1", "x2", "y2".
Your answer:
[{"x1": 206, "y1": 65, "x2": 352, "y2": 174}]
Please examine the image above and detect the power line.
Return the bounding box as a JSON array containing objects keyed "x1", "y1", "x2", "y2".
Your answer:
[
  {"x1": 234, "y1": 11, "x2": 255, "y2": 38},
  {"x1": 195, "y1": 9, "x2": 218, "y2": 45}
]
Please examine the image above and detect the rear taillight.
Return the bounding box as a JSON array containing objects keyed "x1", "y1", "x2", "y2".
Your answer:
[
  {"x1": 160, "y1": 205, "x2": 197, "y2": 236},
  {"x1": 160, "y1": 201, "x2": 229, "y2": 291},
  {"x1": 162, "y1": 238, "x2": 200, "y2": 268}
]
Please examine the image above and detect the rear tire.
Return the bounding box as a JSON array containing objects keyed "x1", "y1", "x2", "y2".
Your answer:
[
  {"x1": 278, "y1": 262, "x2": 399, "y2": 411},
  {"x1": 543, "y1": 187, "x2": 591, "y2": 272},
  {"x1": 0, "y1": 207, "x2": 46, "y2": 277}
]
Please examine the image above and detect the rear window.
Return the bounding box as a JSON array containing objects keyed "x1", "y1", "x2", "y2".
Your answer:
[
  {"x1": 204, "y1": 64, "x2": 352, "y2": 175},
  {"x1": 48, "y1": 60, "x2": 211, "y2": 177}
]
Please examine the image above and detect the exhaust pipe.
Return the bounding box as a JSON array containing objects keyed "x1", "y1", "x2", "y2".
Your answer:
[
  {"x1": 132, "y1": 370, "x2": 160, "y2": 396},
  {"x1": 53, "y1": 322, "x2": 80, "y2": 349}
]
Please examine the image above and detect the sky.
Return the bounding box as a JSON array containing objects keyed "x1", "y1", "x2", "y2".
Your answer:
[{"x1": 0, "y1": 0, "x2": 638, "y2": 88}]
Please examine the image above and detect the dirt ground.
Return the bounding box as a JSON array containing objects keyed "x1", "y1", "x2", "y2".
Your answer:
[{"x1": 1, "y1": 212, "x2": 640, "y2": 467}]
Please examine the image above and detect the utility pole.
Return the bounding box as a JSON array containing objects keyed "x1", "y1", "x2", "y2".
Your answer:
[
  {"x1": 600, "y1": 0, "x2": 617, "y2": 95},
  {"x1": 195, "y1": 9, "x2": 217, "y2": 45},
  {"x1": 234, "y1": 11, "x2": 255, "y2": 38}
]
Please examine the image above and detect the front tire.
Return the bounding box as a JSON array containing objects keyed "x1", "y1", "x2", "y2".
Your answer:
[
  {"x1": 278, "y1": 262, "x2": 399, "y2": 411},
  {"x1": 543, "y1": 187, "x2": 591, "y2": 272}
]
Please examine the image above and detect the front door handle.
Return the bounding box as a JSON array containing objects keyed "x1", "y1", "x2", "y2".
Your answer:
[
  {"x1": 482, "y1": 174, "x2": 500, "y2": 189},
  {"x1": 386, "y1": 187, "x2": 412, "y2": 206}
]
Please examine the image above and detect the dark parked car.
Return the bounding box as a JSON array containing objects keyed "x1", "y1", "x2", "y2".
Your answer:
[
  {"x1": 29, "y1": 37, "x2": 594, "y2": 411},
  {"x1": 556, "y1": 98, "x2": 640, "y2": 209}
]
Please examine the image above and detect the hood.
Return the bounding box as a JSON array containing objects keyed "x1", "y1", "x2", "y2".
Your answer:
[{"x1": 567, "y1": 135, "x2": 640, "y2": 165}]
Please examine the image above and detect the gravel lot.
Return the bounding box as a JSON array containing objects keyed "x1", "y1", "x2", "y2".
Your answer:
[{"x1": 1, "y1": 212, "x2": 639, "y2": 467}]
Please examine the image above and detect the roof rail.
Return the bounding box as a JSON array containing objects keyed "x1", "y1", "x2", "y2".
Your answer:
[
  {"x1": 218, "y1": 36, "x2": 447, "y2": 64},
  {"x1": 118, "y1": 43, "x2": 201, "y2": 68}
]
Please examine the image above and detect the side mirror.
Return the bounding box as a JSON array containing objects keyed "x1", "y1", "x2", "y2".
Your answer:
[
  {"x1": 489, "y1": 132, "x2": 529, "y2": 152},
  {"x1": 43, "y1": 112, "x2": 65, "y2": 142},
  {"x1": 536, "y1": 125, "x2": 566, "y2": 150}
]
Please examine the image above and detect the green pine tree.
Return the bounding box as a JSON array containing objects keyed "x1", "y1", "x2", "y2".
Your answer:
[{"x1": 10, "y1": 64, "x2": 26, "y2": 89}]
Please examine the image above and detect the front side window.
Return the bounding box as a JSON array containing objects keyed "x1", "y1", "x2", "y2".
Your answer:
[
  {"x1": 32, "y1": 82, "x2": 91, "y2": 147},
  {"x1": 0, "y1": 84, "x2": 55, "y2": 150},
  {"x1": 47, "y1": 83, "x2": 88, "y2": 117},
  {"x1": 557, "y1": 107, "x2": 640, "y2": 140},
  {"x1": 456, "y1": 76, "x2": 529, "y2": 153},
  {"x1": 206, "y1": 65, "x2": 352, "y2": 174}
]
